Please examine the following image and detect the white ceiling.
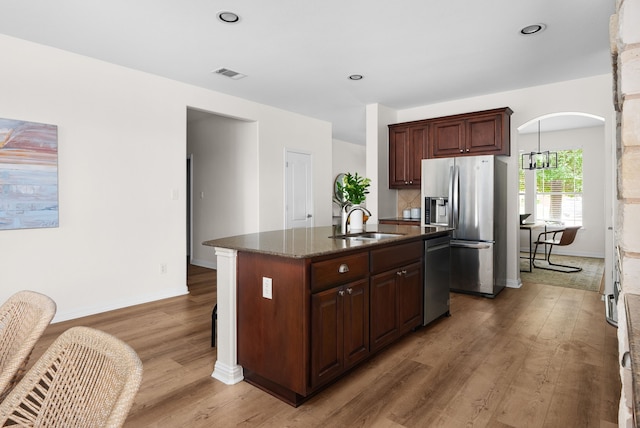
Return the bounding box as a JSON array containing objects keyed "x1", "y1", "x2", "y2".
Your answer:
[{"x1": 0, "y1": 1, "x2": 614, "y2": 144}]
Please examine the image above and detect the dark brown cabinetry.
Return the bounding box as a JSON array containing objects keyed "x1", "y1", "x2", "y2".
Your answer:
[
  {"x1": 310, "y1": 278, "x2": 369, "y2": 388},
  {"x1": 388, "y1": 107, "x2": 512, "y2": 188},
  {"x1": 310, "y1": 252, "x2": 370, "y2": 388},
  {"x1": 430, "y1": 108, "x2": 512, "y2": 158},
  {"x1": 378, "y1": 218, "x2": 420, "y2": 226},
  {"x1": 369, "y1": 241, "x2": 423, "y2": 352},
  {"x1": 236, "y1": 237, "x2": 436, "y2": 406},
  {"x1": 389, "y1": 124, "x2": 428, "y2": 189}
]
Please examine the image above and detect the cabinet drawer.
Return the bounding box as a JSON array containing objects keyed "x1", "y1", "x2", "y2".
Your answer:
[
  {"x1": 370, "y1": 241, "x2": 422, "y2": 274},
  {"x1": 312, "y1": 252, "x2": 368, "y2": 292}
]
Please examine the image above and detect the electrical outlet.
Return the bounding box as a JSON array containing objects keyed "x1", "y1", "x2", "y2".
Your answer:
[
  {"x1": 262, "y1": 277, "x2": 273, "y2": 299},
  {"x1": 160, "y1": 263, "x2": 167, "y2": 274}
]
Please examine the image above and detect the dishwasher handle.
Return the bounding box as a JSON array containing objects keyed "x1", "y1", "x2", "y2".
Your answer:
[
  {"x1": 426, "y1": 242, "x2": 450, "y2": 252},
  {"x1": 450, "y1": 240, "x2": 492, "y2": 250}
]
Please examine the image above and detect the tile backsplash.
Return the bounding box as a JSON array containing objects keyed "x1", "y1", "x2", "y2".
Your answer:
[{"x1": 397, "y1": 189, "x2": 421, "y2": 216}]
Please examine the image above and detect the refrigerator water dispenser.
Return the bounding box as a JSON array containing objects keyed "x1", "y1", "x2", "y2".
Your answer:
[{"x1": 424, "y1": 197, "x2": 449, "y2": 225}]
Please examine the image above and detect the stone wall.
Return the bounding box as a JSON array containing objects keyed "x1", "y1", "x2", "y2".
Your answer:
[{"x1": 612, "y1": 0, "x2": 640, "y2": 425}]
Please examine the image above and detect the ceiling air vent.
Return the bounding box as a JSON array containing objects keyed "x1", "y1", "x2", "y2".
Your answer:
[{"x1": 212, "y1": 67, "x2": 246, "y2": 80}]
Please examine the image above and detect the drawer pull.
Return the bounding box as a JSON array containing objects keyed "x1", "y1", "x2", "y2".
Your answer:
[
  {"x1": 338, "y1": 290, "x2": 345, "y2": 297},
  {"x1": 397, "y1": 271, "x2": 403, "y2": 276},
  {"x1": 347, "y1": 288, "x2": 353, "y2": 295},
  {"x1": 338, "y1": 264, "x2": 349, "y2": 274}
]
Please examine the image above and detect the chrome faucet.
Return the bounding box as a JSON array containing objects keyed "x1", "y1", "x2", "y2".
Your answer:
[{"x1": 342, "y1": 204, "x2": 372, "y2": 234}]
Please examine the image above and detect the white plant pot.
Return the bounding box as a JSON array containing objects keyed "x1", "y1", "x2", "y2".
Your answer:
[{"x1": 349, "y1": 207, "x2": 364, "y2": 232}]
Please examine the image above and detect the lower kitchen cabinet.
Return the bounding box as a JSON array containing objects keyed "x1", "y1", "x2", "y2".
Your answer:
[
  {"x1": 235, "y1": 236, "x2": 436, "y2": 406},
  {"x1": 370, "y1": 241, "x2": 423, "y2": 352},
  {"x1": 310, "y1": 278, "x2": 369, "y2": 388},
  {"x1": 370, "y1": 261, "x2": 422, "y2": 352}
]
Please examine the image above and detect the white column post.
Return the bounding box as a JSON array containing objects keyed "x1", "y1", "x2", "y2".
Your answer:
[{"x1": 211, "y1": 247, "x2": 244, "y2": 384}]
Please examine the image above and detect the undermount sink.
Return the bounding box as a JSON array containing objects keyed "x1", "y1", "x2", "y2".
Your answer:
[{"x1": 331, "y1": 232, "x2": 405, "y2": 241}]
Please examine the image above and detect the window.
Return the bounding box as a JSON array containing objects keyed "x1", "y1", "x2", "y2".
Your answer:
[
  {"x1": 521, "y1": 149, "x2": 583, "y2": 226},
  {"x1": 536, "y1": 149, "x2": 583, "y2": 226}
]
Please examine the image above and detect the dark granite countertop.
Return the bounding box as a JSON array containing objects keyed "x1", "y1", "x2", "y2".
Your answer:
[
  {"x1": 379, "y1": 217, "x2": 421, "y2": 223},
  {"x1": 203, "y1": 224, "x2": 452, "y2": 259},
  {"x1": 625, "y1": 294, "x2": 640, "y2": 424}
]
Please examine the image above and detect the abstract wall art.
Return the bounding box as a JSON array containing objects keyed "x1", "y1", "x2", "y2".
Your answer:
[{"x1": 0, "y1": 118, "x2": 59, "y2": 230}]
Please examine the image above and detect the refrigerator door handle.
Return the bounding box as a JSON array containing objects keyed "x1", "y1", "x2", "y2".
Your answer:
[
  {"x1": 450, "y1": 165, "x2": 459, "y2": 229},
  {"x1": 450, "y1": 240, "x2": 492, "y2": 250}
]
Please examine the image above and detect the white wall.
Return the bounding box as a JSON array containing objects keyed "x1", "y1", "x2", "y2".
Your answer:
[
  {"x1": 368, "y1": 74, "x2": 614, "y2": 288},
  {"x1": 367, "y1": 103, "x2": 398, "y2": 223},
  {"x1": 332, "y1": 138, "x2": 366, "y2": 177},
  {"x1": 0, "y1": 34, "x2": 331, "y2": 321},
  {"x1": 332, "y1": 138, "x2": 366, "y2": 217},
  {"x1": 518, "y1": 125, "x2": 606, "y2": 257}
]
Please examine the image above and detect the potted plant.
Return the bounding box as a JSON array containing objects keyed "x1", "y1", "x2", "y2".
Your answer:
[
  {"x1": 337, "y1": 172, "x2": 371, "y2": 205},
  {"x1": 337, "y1": 172, "x2": 371, "y2": 231}
]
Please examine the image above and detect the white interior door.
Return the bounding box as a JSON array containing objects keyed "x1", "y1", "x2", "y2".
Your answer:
[{"x1": 285, "y1": 150, "x2": 313, "y2": 229}]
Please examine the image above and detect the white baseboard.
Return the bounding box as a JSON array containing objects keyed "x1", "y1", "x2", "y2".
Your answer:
[
  {"x1": 507, "y1": 277, "x2": 522, "y2": 289},
  {"x1": 52, "y1": 286, "x2": 189, "y2": 323},
  {"x1": 211, "y1": 361, "x2": 244, "y2": 385}
]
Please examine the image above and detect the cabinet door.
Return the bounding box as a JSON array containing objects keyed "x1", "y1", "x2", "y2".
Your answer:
[
  {"x1": 398, "y1": 261, "x2": 423, "y2": 335},
  {"x1": 311, "y1": 287, "x2": 343, "y2": 387},
  {"x1": 389, "y1": 126, "x2": 409, "y2": 187},
  {"x1": 466, "y1": 112, "x2": 505, "y2": 155},
  {"x1": 408, "y1": 125, "x2": 428, "y2": 185},
  {"x1": 431, "y1": 120, "x2": 465, "y2": 158},
  {"x1": 370, "y1": 270, "x2": 399, "y2": 352},
  {"x1": 389, "y1": 125, "x2": 426, "y2": 189},
  {"x1": 343, "y1": 279, "x2": 370, "y2": 369}
]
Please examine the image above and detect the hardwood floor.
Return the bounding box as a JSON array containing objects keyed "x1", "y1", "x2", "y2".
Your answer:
[{"x1": 28, "y1": 264, "x2": 620, "y2": 427}]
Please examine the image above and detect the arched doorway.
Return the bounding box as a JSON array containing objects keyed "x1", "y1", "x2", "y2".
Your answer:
[{"x1": 516, "y1": 112, "x2": 612, "y2": 293}]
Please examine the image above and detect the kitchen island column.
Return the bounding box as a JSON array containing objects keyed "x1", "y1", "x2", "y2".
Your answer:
[{"x1": 210, "y1": 247, "x2": 244, "y2": 384}]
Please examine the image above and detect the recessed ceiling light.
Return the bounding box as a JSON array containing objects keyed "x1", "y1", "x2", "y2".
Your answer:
[
  {"x1": 520, "y1": 23, "x2": 546, "y2": 35},
  {"x1": 217, "y1": 11, "x2": 240, "y2": 23},
  {"x1": 348, "y1": 75, "x2": 363, "y2": 81}
]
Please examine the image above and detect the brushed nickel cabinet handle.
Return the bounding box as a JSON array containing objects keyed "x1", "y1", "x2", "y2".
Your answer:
[
  {"x1": 347, "y1": 288, "x2": 353, "y2": 295},
  {"x1": 338, "y1": 264, "x2": 349, "y2": 274},
  {"x1": 338, "y1": 290, "x2": 345, "y2": 297}
]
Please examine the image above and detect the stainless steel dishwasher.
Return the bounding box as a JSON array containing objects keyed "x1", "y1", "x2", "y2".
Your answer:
[{"x1": 424, "y1": 235, "x2": 451, "y2": 325}]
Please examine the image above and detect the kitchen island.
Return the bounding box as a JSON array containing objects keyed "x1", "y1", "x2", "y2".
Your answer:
[{"x1": 203, "y1": 224, "x2": 452, "y2": 406}]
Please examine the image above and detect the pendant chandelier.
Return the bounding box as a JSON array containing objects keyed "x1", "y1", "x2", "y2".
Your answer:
[{"x1": 521, "y1": 121, "x2": 557, "y2": 170}]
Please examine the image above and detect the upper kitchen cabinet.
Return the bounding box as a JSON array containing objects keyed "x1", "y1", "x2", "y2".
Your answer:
[
  {"x1": 388, "y1": 123, "x2": 428, "y2": 189},
  {"x1": 430, "y1": 107, "x2": 513, "y2": 158},
  {"x1": 388, "y1": 107, "x2": 512, "y2": 189}
]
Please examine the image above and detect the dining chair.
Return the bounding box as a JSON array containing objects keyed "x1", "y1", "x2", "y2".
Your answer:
[
  {"x1": 0, "y1": 290, "x2": 56, "y2": 402},
  {"x1": 0, "y1": 326, "x2": 143, "y2": 427},
  {"x1": 532, "y1": 226, "x2": 583, "y2": 272}
]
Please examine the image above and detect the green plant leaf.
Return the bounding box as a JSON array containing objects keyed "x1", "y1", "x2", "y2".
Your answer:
[{"x1": 340, "y1": 172, "x2": 371, "y2": 205}]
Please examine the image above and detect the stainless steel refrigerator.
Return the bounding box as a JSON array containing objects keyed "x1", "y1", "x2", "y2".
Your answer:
[{"x1": 421, "y1": 155, "x2": 507, "y2": 297}]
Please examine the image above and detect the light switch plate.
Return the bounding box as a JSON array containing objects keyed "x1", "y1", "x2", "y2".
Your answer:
[{"x1": 262, "y1": 277, "x2": 273, "y2": 299}]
